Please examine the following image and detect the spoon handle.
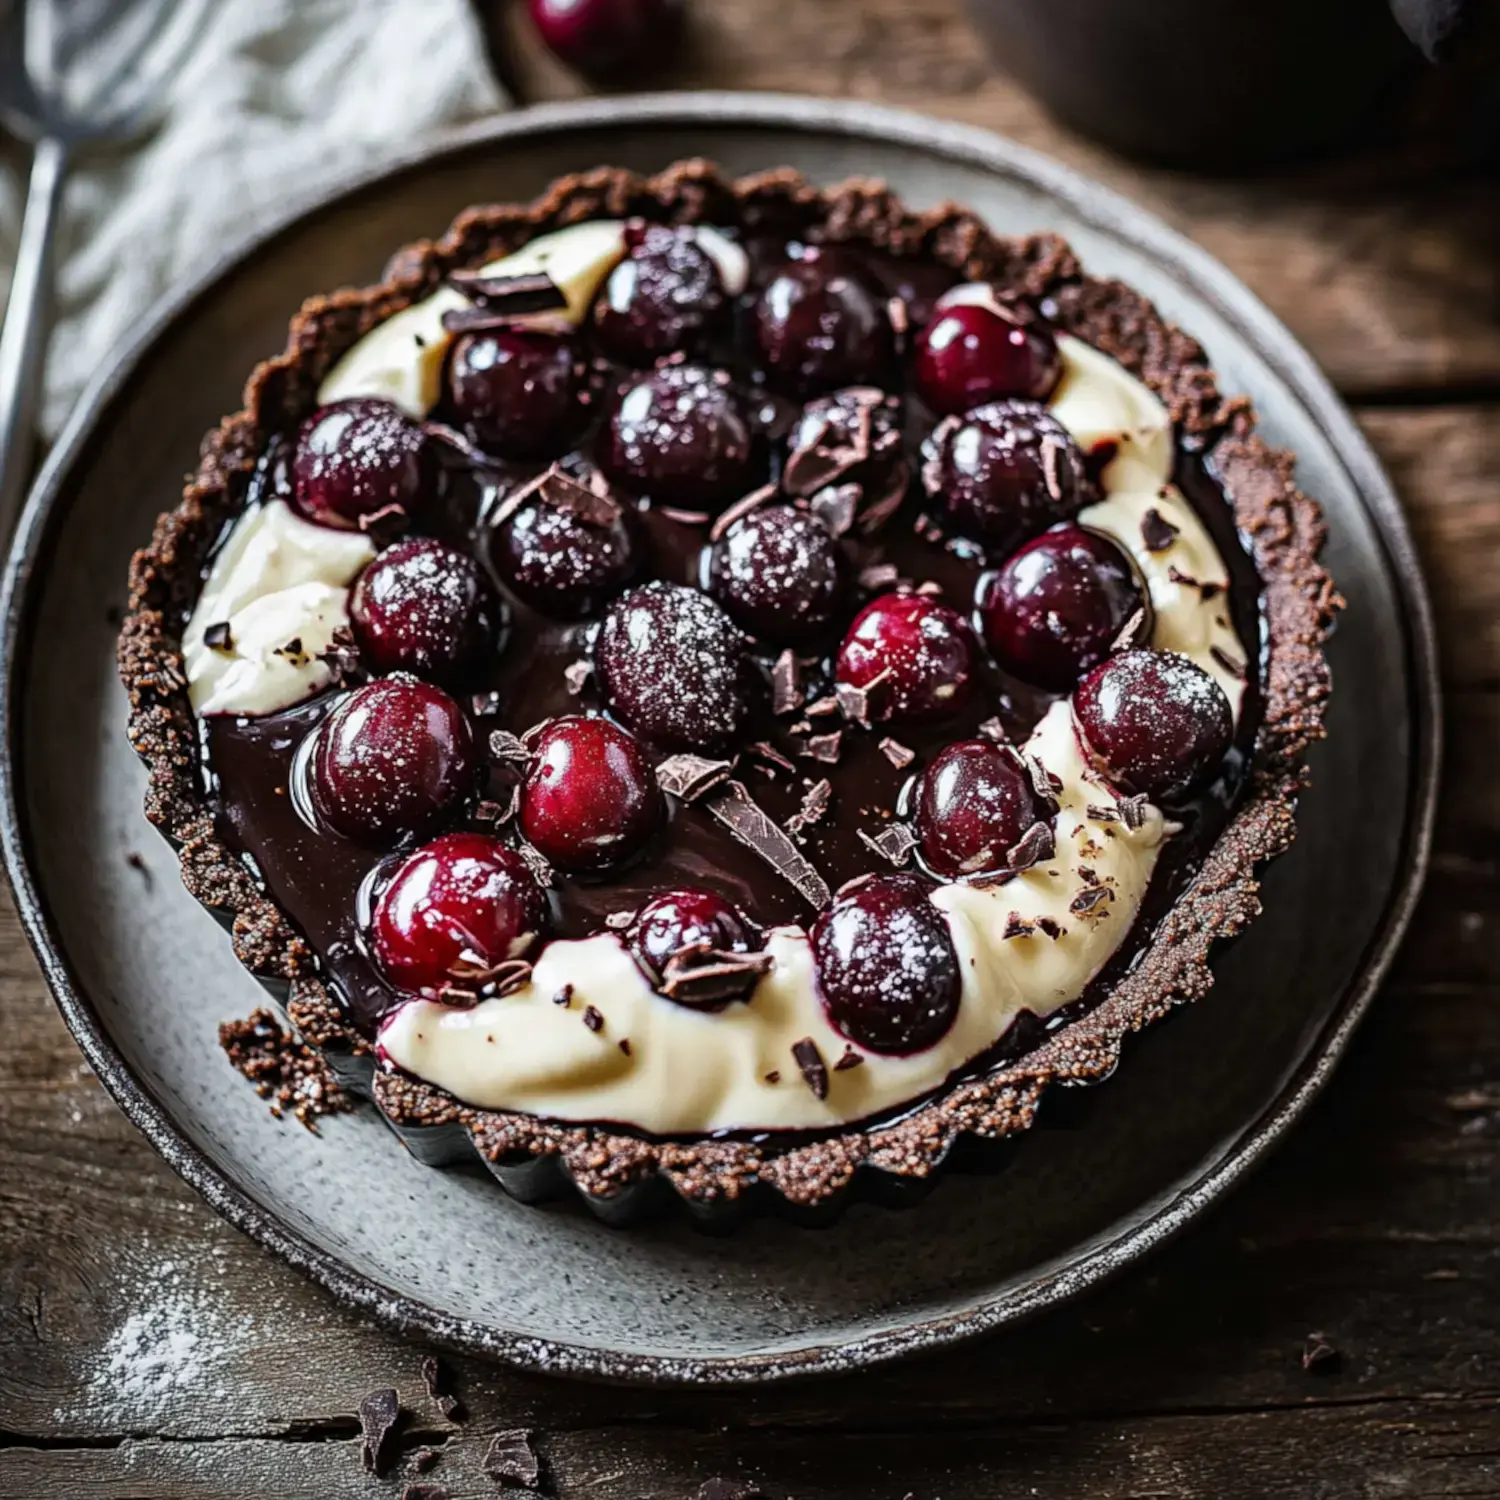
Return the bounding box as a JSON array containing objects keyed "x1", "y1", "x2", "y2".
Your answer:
[{"x1": 0, "y1": 135, "x2": 70, "y2": 549}]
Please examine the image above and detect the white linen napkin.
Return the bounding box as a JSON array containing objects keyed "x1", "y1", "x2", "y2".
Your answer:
[{"x1": 0, "y1": 0, "x2": 505, "y2": 438}]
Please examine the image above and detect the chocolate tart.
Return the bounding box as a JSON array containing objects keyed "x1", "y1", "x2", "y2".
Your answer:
[{"x1": 119, "y1": 160, "x2": 1338, "y2": 1226}]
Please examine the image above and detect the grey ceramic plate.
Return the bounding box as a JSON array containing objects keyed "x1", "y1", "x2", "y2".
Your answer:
[{"x1": 0, "y1": 95, "x2": 1437, "y2": 1385}]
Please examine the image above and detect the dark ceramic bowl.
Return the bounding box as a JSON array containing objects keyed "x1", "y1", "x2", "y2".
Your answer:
[{"x1": 0, "y1": 94, "x2": 1437, "y2": 1384}]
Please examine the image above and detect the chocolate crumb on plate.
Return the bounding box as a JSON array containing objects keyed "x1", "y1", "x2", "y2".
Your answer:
[
  {"x1": 358, "y1": 1387, "x2": 402, "y2": 1477},
  {"x1": 219, "y1": 1009, "x2": 351, "y2": 1131},
  {"x1": 484, "y1": 1429, "x2": 542, "y2": 1490}
]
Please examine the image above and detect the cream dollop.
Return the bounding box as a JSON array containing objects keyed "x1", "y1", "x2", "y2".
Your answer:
[
  {"x1": 378, "y1": 322, "x2": 1248, "y2": 1133},
  {"x1": 183, "y1": 500, "x2": 374, "y2": 717}
]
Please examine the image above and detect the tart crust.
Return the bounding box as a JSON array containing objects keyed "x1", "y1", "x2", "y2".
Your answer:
[{"x1": 119, "y1": 160, "x2": 1339, "y2": 1219}]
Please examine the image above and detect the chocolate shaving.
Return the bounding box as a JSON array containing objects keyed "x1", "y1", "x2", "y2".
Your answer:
[
  {"x1": 273, "y1": 637, "x2": 306, "y2": 663},
  {"x1": 582, "y1": 1005, "x2": 604, "y2": 1034},
  {"x1": 709, "y1": 483, "x2": 778, "y2": 541},
  {"x1": 802, "y1": 731, "x2": 843, "y2": 764},
  {"x1": 1070, "y1": 885, "x2": 1113, "y2": 916},
  {"x1": 1002, "y1": 912, "x2": 1035, "y2": 939},
  {"x1": 786, "y1": 778, "x2": 833, "y2": 839},
  {"x1": 750, "y1": 740, "x2": 797, "y2": 775},
  {"x1": 553, "y1": 984, "x2": 574, "y2": 1008},
  {"x1": 517, "y1": 843, "x2": 556, "y2": 887},
  {"x1": 1086, "y1": 803, "x2": 1120, "y2": 824},
  {"x1": 437, "y1": 983, "x2": 479, "y2": 1007},
  {"x1": 858, "y1": 563, "x2": 901, "y2": 593},
  {"x1": 859, "y1": 822, "x2": 917, "y2": 867},
  {"x1": 979, "y1": 716, "x2": 1008, "y2": 743},
  {"x1": 618, "y1": 1037, "x2": 632, "y2": 1056},
  {"x1": 973, "y1": 820, "x2": 1057, "y2": 886},
  {"x1": 661, "y1": 946, "x2": 774, "y2": 1005},
  {"x1": 1301, "y1": 1333, "x2": 1341, "y2": 1373},
  {"x1": 424, "y1": 420, "x2": 492, "y2": 471},
  {"x1": 764, "y1": 1070, "x2": 781, "y2": 1084},
  {"x1": 446, "y1": 266, "x2": 567, "y2": 314},
  {"x1": 488, "y1": 729, "x2": 531, "y2": 768},
  {"x1": 357, "y1": 502, "x2": 410, "y2": 546},
  {"x1": 485, "y1": 467, "x2": 555, "y2": 531},
  {"x1": 446, "y1": 954, "x2": 532, "y2": 994},
  {"x1": 1141, "y1": 507, "x2": 1180, "y2": 551},
  {"x1": 1023, "y1": 754, "x2": 1061, "y2": 805},
  {"x1": 1035, "y1": 915, "x2": 1064, "y2": 939},
  {"x1": 1119, "y1": 793, "x2": 1150, "y2": 830},
  {"x1": 805, "y1": 694, "x2": 841, "y2": 718},
  {"x1": 1112, "y1": 607, "x2": 1151, "y2": 652},
  {"x1": 835, "y1": 670, "x2": 887, "y2": 728},
  {"x1": 879, "y1": 736, "x2": 915, "y2": 769},
  {"x1": 563, "y1": 659, "x2": 592, "y2": 695},
  {"x1": 656, "y1": 505, "x2": 713, "y2": 526},
  {"x1": 1040, "y1": 433, "x2": 1067, "y2": 503},
  {"x1": 655, "y1": 753, "x2": 735, "y2": 801},
  {"x1": 1211, "y1": 644, "x2": 1248, "y2": 680},
  {"x1": 359, "y1": 1388, "x2": 401, "y2": 1477},
  {"x1": 470, "y1": 689, "x2": 502, "y2": 717},
  {"x1": 791, "y1": 1037, "x2": 829, "y2": 1100},
  {"x1": 810, "y1": 481, "x2": 861, "y2": 538},
  {"x1": 604, "y1": 909, "x2": 635, "y2": 931},
  {"x1": 420, "y1": 1355, "x2": 465, "y2": 1422},
  {"x1": 771, "y1": 649, "x2": 804, "y2": 716},
  {"x1": 203, "y1": 620, "x2": 233, "y2": 652},
  {"x1": 483, "y1": 1429, "x2": 542, "y2": 1490},
  {"x1": 856, "y1": 461, "x2": 911, "y2": 535},
  {"x1": 704, "y1": 780, "x2": 831, "y2": 908},
  {"x1": 834, "y1": 1045, "x2": 865, "y2": 1072},
  {"x1": 548, "y1": 472, "x2": 622, "y2": 529}
]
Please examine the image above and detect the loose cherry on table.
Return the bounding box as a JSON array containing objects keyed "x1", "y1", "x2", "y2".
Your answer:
[
  {"x1": 487, "y1": 474, "x2": 643, "y2": 619},
  {"x1": 835, "y1": 592, "x2": 976, "y2": 725},
  {"x1": 292, "y1": 397, "x2": 433, "y2": 529},
  {"x1": 1073, "y1": 648, "x2": 1234, "y2": 798},
  {"x1": 526, "y1": 0, "x2": 683, "y2": 78},
  {"x1": 923, "y1": 399, "x2": 1088, "y2": 551},
  {"x1": 913, "y1": 739, "x2": 1054, "y2": 879},
  {"x1": 913, "y1": 284, "x2": 1062, "y2": 415},
  {"x1": 812, "y1": 873, "x2": 961, "y2": 1055},
  {"x1": 754, "y1": 248, "x2": 896, "y2": 397},
  {"x1": 595, "y1": 580, "x2": 759, "y2": 752},
  {"x1": 350, "y1": 537, "x2": 501, "y2": 687},
  {"x1": 706, "y1": 503, "x2": 848, "y2": 648},
  {"x1": 307, "y1": 677, "x2": 476, "y2": 846},
  {"x1": 371, "y1": 832, "x2": 550, "y2": 996},
  {"x1": 517, "y1": 716, "x2": 664, "y2": 874},
  {"x1": 594, "y1": 224, "x2": 728, "y2": 365},
  {"x1": 446, "y1": 327, "x2": 580, "y2": 460},
  {"x1": 598, "y1": 362, "x2": 762, "y2": 510},
  {"x1": 977, "y1": 524, "x2": 1146, "y2": 691},
  {"x1": 628, "y1": 888, "x2": 764, "y2": 1005}
]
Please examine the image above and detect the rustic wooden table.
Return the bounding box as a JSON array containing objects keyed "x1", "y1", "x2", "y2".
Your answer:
[{"x1": 4, "y1": 3, "x2": 1499, "y2": 1495}]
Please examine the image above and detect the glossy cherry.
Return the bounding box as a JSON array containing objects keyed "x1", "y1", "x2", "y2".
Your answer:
[
  {"x1": 598, "y1": 362, "x2": 762, "y2": 510},
  {"x1": 594, "y1": 224, "x2": 727, "y2": 365},
  {"x1": 754, "y1": 248, "x2": 895, "y2": 396},
  {"x1": 517, "y1": 716, "x2": 663, "y2": 874},
  {"x1": 913, "y1": 739, "x2": 1052, "y2": 878},
  {"x1": 292, "y1": 397, "x2": 432, "y2": 529},
  {"x1": 913, "y1": 284, "x2": 1061, "y2": 415},
  {"x1": 627, "y1": 889, "x2": 764, "y2": 1005},
  {"x1": 594, "y1": 581, "x2": 757, "y2": 752},
  {"x1": 977, "y1": 525, "x2": 1146, "y2": 691},
  {"x1": 835, "y1": 592, "x2": 975, "y2": 725},
  {"x1": 487, "y1": 478, "x2": 643, "y2": 619},
  {"x1": 371, "y1": 832, "x2": 549, "y2": 996},
  {"x1": 526, "y1": 0, "x2": 683, "y2": 78},
  {"x1": 350, "y1": 538, "x2": 500, "y2": 686},
  {"x1": 923, "y1": 399, "x2": 1088, "y2": 551},
  {"x1": 706, "y1": 503, "x2": 847, "y2": 648},
  {"x1": 1073, "y1": 648, "x2": 1234, "y2": 798},
  {"x1": 812, "y1": 873, "x2": 961, "y2": 1055},
  {"x1": 447, "y1": 327, "x2": 579, "y2": 460},
  {"x1": 307, "y1": 677, "x2": 475, "y2": 846}
]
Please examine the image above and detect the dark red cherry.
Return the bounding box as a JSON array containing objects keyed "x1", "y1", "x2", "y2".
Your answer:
[
  {"x1": 599, "y1": 363, "x2": 762, "y2": 510},
  {"x1": 595, "y1": 581, "x2": 757, "y2": 752},
  {"x1": 706, "y1": 504, "x2": 848, "y2": 648},
  {"x1": 487, "y1": 479, "x2": 642, "y2": 619},
  {"x1": 594, "y1": 224, "x2": 727, "y2": 365},
  {"x1": 308, "y1": 677, "x2": 475, "y2": 846},
  {"x1": 835, "y1": 592, "x2": 975, "y2": 725},
  {"x1": 1073, "y1": 649, "x2": 1234, "y2": 798},
  {"x1": 292, "y1": 398, "x2": 433, "y2": 529},
  {"x1": 913, "y1": 284, "x2": 1061, "y2": 415},
  {"x1": 350, "y1": 538, "x2": 501, "y2": 687},
  {"x1": 813, "y1": 874, "x2": 961, "y2": 1055},
  {"x1": 517, "y1": 716, "x2": 663, "y2": 874},
  {"x1": 447, "y1": 327, "x2": 579, "y2": 460},
  {"x1": 627, "y1": 889, "x2": 764, "y2": 1006},
  {"x1": 754, "y1": 248, "x2": 895, "y2": 396},
  {"x1": 371, "y1": 832, "x2": 549, "y2": 996},
  {"x1": 913, "y1": 739, "x2": 1053, "y2": 878},
  {"x1": 977, "y1": 525, "x2": 1146, "y2": 691},
  {"x1": 526, "y1": 0, "x2": 683, "y2": 77},
  {"x1": 783, "y1": 387, "x2": 910, "y2": 519},
  {"x1": 923, "y1": 400, "x2": 1088, "y2": 551}
]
